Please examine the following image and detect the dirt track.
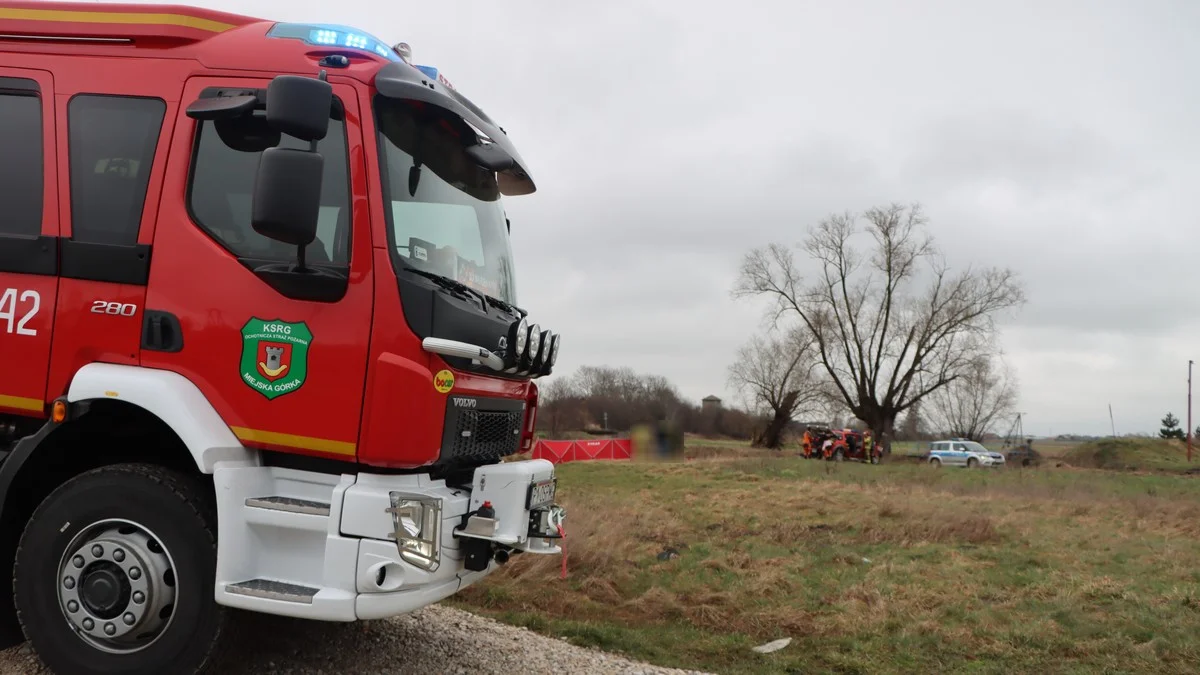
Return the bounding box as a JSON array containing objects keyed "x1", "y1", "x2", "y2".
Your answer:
[{"x1": 0, "y1": 603, "x2": 710, "y2": 674}]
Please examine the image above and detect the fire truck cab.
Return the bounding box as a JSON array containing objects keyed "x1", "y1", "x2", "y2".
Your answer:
[{"x1": 0, "y1": 3, "x2": 563, "y2": 673}]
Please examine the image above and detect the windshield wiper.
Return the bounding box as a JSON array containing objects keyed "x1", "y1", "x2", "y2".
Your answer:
[
  {"x1": 405, "y1": 267, "x2": 487, "y2": 307},
  {"x1": 483, "y1": 294, "x2": 517, "y2": 315},
  {"x1": 403, "y1": 266, "x2": 521, "y2": 318}
]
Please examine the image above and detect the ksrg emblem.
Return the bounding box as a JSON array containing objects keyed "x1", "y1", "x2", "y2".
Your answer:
[{"x1": 240, "y1": 318, "x2": 312, "y2": 400}]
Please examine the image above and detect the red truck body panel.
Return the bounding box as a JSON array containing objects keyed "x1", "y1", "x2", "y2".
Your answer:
[{"x1": 0, "y1": 2, "x2": 536, "y2": 467}]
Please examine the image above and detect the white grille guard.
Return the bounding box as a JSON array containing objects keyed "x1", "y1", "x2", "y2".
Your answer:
[{"x1": 422, "y1": 337, "x2": 506, "y2": 372}]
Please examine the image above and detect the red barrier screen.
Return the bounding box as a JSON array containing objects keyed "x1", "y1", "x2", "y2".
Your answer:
[{"x1": 532, "y1": 439, "x2": 633, "y2": 464}]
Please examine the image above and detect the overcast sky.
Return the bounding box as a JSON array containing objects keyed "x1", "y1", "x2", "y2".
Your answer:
[{"x1": 118, "y1": 0, "x2": 1199, "y2": 436}]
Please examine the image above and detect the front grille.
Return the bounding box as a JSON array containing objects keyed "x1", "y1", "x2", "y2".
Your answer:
[{"x1": 440, "y1": 396, "x2": 525, "y2": 465}]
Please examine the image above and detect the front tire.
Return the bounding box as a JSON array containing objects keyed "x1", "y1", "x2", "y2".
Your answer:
[
  {"x1": 14, "y1": 463, "x2": 228, "y2": 675},
  {"x1": 967, "y1": 458, "x2": 979, "y2": 469}
]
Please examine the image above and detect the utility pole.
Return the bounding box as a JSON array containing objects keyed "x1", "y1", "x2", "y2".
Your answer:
[{"x1": 1189, "y1": 360, "x2": 1194, "y2": 463}]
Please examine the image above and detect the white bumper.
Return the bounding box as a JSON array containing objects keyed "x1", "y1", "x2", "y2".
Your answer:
[{"x1": 212, "y1": 459, "x2": 560, "y2": 621}]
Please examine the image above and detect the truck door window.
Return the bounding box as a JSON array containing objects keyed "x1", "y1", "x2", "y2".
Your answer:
[
  {"x1": 0, "y1": 80, "x2": 42, "y2": 238},
  {"x1": 67, "y1": 95, "x2": 166, "y2": 245},
  {"x1": 187, "y1": 107, "x2": 350, "y2": 266}
]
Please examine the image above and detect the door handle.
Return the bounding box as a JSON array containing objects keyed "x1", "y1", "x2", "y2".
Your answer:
[{"x1": 141, "y1": 310, "x2": 184, "y2": 353}]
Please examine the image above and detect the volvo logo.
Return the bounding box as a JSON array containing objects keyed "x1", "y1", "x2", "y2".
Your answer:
[{"x1": 452, "y1": 397, "x2": 478, "y2": 408}]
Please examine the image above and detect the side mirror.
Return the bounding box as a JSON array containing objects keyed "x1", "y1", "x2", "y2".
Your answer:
[
  {"x1": 251, "y1": 148, "x2": 324, "y2": 255},
  {"x1": 465, "y1": 142, "x2": 516, "y2": 172},
  {"x1": 264, "y1": 74, "x2": 332, "y2": 142},
  {"x1": 251, "y1": 73, "x2": 331, "y2": 271}
]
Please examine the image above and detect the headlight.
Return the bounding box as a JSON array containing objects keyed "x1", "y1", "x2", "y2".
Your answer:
[
  {"x1": 527, "y1": 323, "x2": 542, "y2": 359},
  {"x1": 386, "y1": 493, "x2": 442, "y2": 572},
  {"x1": 512, "y1": 317, "x2": 528, "y2": 357},
  {"x1": 548, "y1": 334, "x2": 560, "y2": 366}
]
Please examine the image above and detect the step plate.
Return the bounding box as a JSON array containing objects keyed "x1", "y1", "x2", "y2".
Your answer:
[
  {"x1": 226, "y1": 579, "x2": 319, "y2": 604},
  {"x1": 245, "y1": 496, "x2": 331, "y2": 517}
]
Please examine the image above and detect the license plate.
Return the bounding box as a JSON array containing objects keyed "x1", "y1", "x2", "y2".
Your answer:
[{"x1": 527, "y1": 478, "x2": 556, "y2": 510}]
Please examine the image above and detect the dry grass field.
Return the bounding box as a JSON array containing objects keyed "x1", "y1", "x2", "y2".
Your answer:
[{"x1": 457, "y1": 438, "x2": 1200, "y2": 674}]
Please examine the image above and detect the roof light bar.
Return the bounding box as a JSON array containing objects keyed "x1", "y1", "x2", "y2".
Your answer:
[{"x1": 267, "y1": 22, "x2": 402, "y2": 62}]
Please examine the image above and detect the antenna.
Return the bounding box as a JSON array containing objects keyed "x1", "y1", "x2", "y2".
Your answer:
[{"x1": 1002, "y1": 412, "x2": 1026, "y2": 449}]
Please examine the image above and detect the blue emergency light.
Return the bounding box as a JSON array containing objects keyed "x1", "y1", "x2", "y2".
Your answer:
[{"x1": 266, "y1": 22, "x2": 403, "y2": 61}]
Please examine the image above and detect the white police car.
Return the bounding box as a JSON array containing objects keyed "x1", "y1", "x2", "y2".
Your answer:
[{"x1": 927, "y1": 439, "x2": 1006, "y2": 468}]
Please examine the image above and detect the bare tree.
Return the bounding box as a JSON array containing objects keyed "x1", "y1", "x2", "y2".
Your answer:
[
  {"x1": 727, "y1": 327, "x2": 831, "y2": 449},
  {"x1": 537, "y1": 377, "x2": 581, "y2": 437},
  {"x1": 536, "y1": 366, "x2": 764, "y2": 439},
  {"x1": 925, "y1": 354, "x2": 1017, "y2": 441},
  {"x1": 734, "y1": 203, "x2": 1025, "y2": 452}
]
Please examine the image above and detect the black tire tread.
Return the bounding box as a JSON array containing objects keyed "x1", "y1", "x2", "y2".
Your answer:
[{"x1": 12, "y1": 462, "x2": 232, "y2": 675}]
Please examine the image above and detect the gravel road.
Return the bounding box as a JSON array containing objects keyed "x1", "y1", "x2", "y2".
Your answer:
[{"x1": 0, "y1": 604, "x2": 712, "y2": 674}]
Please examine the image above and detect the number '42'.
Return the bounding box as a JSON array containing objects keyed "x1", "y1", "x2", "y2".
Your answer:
[{"x1": 0, "y1": 288, "x2": 40, "y2": 336}]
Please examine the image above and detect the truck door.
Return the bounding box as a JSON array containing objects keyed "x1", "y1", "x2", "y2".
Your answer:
[
  {"x1": 44, "y1": 68, "x2": 179, "y2": 399},
  {"x1": 141, "y1": 76, "x2": 373, "y2": 461},
  {"x1": 0, "y1": 68, "x2": 58, "y2": 419}
]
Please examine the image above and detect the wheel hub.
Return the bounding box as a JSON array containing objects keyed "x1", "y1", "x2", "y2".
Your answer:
[
  {"x1": 57, "y1": 520, "x2": 177, "y2": 654},
  {"x1": 79, "y1": 562, "x2": 129, "y2": 618}
]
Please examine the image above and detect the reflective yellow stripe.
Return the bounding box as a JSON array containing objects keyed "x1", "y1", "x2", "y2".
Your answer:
[
  {"x1": 0, "y1": 8, "x2": 236, "y2": 33},
  {"x1": 230, "y1": 426, "x2": 356, "y2": 457},
  {"x1": 0, "y1": 394, "x2": 43, "y2": 412}
]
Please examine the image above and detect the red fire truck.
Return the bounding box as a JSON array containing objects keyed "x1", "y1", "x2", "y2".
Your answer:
[
  {"x1": 805, "y1": 426, "x2": 881, "y2": 464},
  {"x1": 0, "y1": 3, "x2": 564, "y2": 672}
]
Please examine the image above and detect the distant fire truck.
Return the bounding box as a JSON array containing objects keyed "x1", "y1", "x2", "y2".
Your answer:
[{"x1": 803, "y1": 426, "x2": 882, "y2": 464}]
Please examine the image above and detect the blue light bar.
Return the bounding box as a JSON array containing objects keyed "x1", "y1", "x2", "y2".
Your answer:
[{"x1": 266, "y1": 22, "x2": 403, "y2": 62}]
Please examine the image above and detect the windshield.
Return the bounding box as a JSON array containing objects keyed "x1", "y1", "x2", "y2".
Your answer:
[{"x1": 375, "y1": 97, "x2": 517, "y2": 305}]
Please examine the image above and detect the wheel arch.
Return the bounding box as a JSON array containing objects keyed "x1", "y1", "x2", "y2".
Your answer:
[
  {"x1": 0, "y1": 363, "x2": 258, "y2": 647},
  {"x1": 65, "y1": 363, "x2": 257, "y2": 473}
]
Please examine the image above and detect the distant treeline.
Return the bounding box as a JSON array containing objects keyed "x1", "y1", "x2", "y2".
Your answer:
[{"x1": 537, "y1": 366, "x2": 761, "y2": 439}]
